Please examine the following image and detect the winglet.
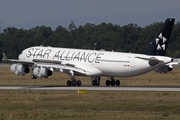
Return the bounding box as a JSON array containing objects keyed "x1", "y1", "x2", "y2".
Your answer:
[{"x1": 2, "y1": 53, "x2": 8, "y2": 61}]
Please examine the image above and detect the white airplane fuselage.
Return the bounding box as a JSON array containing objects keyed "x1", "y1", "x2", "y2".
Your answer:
[{"x1": 18, "y1": 46, "x2": 172, "y2": 77}]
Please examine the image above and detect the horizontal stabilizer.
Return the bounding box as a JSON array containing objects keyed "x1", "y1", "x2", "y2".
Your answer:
[
  {"x1": 173, "y1": 58, "x2": 180, "y2": 64},
  {"x1": 135, "y1": 57, "x2": 162, "y2": 66}
]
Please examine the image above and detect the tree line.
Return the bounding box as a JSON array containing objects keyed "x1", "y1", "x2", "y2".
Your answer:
[{"x1": 0, "y1": 20, "x2": 180, "y2": 60}]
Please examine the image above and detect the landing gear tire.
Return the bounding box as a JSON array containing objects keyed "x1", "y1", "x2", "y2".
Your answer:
[
  {"x1": 31, "y1": 75, "x2": 34, "y2": 79},
  {"x1": 106, "y1": 79, "x2": 120, "y2": 86},
  {"x1": 111, "y1": 80, "x2": 115, "y2": 86},
  {"x1": 92, "y1": 80, "x2": 97, "y2": 86},
  {"x1": 96, "y1": 81, "x2": 100, "y2": 86},
  {"x1": 77, "y1": 80, "x2": 81, "y2": 86},
  {"x1": 106, "y1": 80, "x2": 110, "y2": 86},
  {"x1": 72, "y1": 80, "x2": 76, "y2": 86},
  {"x1": 116, "y1": 80, "x2": 120, "y2": 86},
  {"x1": 31, "y1": 75, "x2": 37, "y2": 79},
  {"x1": 67, "y1": 80, "x2": 72, "y2": 86}
]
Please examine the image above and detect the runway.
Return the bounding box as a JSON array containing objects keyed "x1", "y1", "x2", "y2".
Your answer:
[{"x1": 0, "y1": 85, "x2": 180, "y2": 92}]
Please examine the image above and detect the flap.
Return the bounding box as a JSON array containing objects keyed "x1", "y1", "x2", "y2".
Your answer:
[
  {"x1": 33, "y1": 59, "x2": 62, "y2": 64},
  {"x1": 36, "y1": 62, "x2": 86, "y2": 76}
]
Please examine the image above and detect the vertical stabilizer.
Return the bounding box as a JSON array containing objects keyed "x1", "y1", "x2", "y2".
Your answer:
[{"x1": 144, "y1": 18, "x2": 175, "y2": 56}]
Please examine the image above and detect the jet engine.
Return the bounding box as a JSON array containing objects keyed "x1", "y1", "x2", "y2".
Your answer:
[
  {"x1": 155, "y1": 65, "x2": 173, "y2": 73},
  {"x1": 33, "y1": 67, "x2": 52, "y2": 78},
  {"x1": 10, "y1": 64, "x2": 30, "y2": 76}
]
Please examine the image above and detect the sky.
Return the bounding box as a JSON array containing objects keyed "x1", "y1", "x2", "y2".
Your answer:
[{"x1": 0, "y1": 0, "x2": 180, "y2": 31}]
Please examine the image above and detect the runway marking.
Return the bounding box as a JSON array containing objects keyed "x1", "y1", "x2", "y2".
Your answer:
[
  {"x1": 0, "y1": 86, "x2": 180, "y2": 92},
  {"x1": 78, "y1": 90, "x2": 87, "y2": 93}
]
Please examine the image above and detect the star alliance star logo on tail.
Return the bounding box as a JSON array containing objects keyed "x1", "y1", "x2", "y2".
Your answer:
[{"x1": 156, "y1": 32, "x2": 167, "y2": 51}]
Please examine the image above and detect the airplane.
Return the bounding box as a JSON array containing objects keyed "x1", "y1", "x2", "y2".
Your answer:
[{"x1": 2, "y1": 18, "x2": 176, "y2": 86}]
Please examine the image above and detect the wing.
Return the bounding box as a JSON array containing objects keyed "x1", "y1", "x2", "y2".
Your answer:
[
  {"x1": 33, "y1": 58, "x2": 102, "y2": 76},
  {"x1": 2, "y1": 53, "x2": 102, "y2": 77},
  {"x1": 34, "y1": 61, "x2": 86, "y2": 76},
  {"x1": 2, "y1": 53, "x2": 34, "y2": 66}
]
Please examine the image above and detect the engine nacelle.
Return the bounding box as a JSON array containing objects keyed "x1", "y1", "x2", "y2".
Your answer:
[
  {"x1": 10, "y1": 64, "x2": 30, "y2": 76},
  {"x1": 33, "y1": 67, "x2": 52, "y2": 78},
  {"x1": 155, "y1": 65, "x2": 173, "y2": 73}
]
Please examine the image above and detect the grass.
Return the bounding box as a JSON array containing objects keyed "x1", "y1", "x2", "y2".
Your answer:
[
  {"x1": 1, "y1": 110, "x2": 180, "y2": 120},
  {"x1": 0, "y1": 90, "x2": 180, "y2": 119},
  {"x1": 1, "y1": 64, "x2": 180, "y2": 119}
]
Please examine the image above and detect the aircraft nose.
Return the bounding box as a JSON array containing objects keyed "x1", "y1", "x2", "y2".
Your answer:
[{"x1": 18, "y1": 54, "x2": 22, "y2": 60}]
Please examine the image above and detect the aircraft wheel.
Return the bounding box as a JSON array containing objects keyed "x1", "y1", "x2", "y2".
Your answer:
[
  {"x1": 67, "y1": 80, "x2": 72, "y2": 86},
  {"x1": 31, "y1": 75, "x2": 36, "y2": 79},
  {"x1": 96, "y1": 81, "x2": 100, "y2": 86},
  {"x1": 92, "y1": 80, "x2": 97, "y2": 86},
  {"x1": 111, "y1": 80, "x2": 115, "y2": 86},
  {"x1": 72, "y1": 80, "x2": 76, "y2": 86},
  {"x1": 77, "y1": 80, "x2": 81, "y2": 86},
  {"x1": 106, "y1": 80, "x2": 110, "y2": 86},
  {"x1": 116, "y1": 80, "x2": 120, "y2": 86}
]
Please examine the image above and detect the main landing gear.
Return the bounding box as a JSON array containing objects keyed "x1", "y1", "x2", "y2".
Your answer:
[
  {"x1": 91, "y1": 77, "x2": 100, "y2": 86},
  {"x1": 67, "y1": 79, "x2": 81, "y2": 86},
  {"x1": 66, "y1": 70, "x2": 82, "y2": 86},
  {"x1": 106, "y1": 77, "x2": 120, "y2": 86}
]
